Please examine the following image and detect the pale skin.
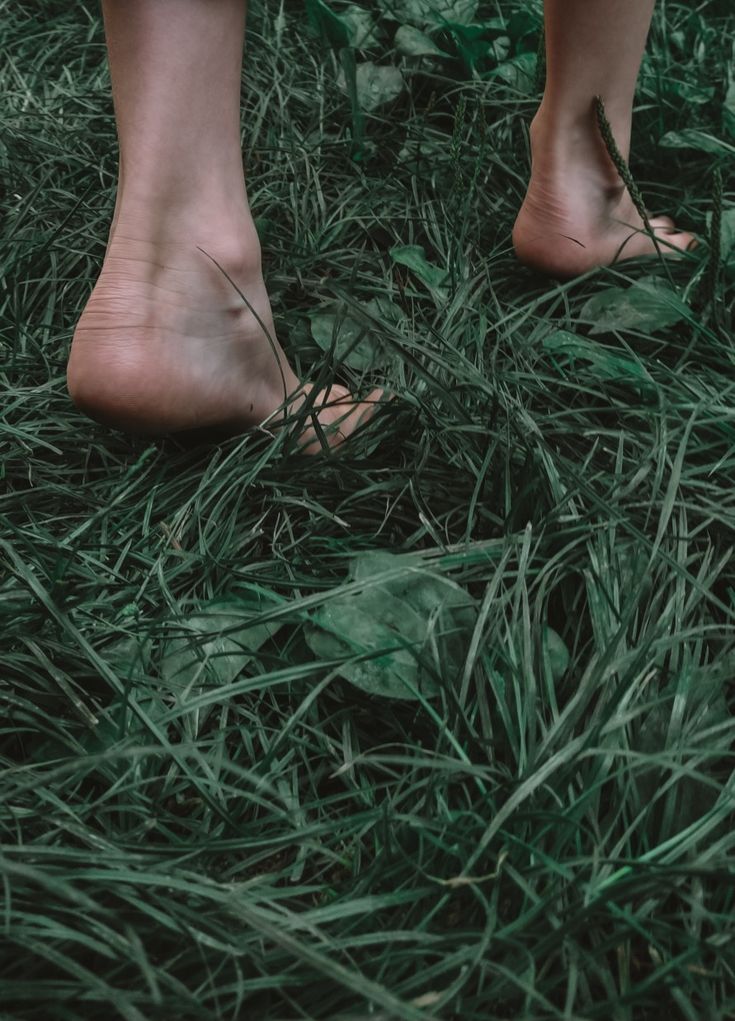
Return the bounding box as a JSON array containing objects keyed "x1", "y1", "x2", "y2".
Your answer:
[
  {"x1": 67, "y1": 0, "x2": 696, "y2": 443},
  {"x1": 513, "y1": 0, "x2": 695, "y2": 275}
]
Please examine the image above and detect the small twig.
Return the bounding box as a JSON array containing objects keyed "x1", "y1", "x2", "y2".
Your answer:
[
  {"x1": 594, "y1": 95, "x2": 672, "y2": 280},
  {"x1": 594, "y1": 96, "x2": 650, "y2": 232}
]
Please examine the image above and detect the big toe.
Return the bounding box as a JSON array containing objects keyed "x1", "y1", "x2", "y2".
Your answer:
[
  {"x1": 291, "y1": 383, "x2": 391, "y2": 455},
  {"x1": 651, "y1": 215, "x2": 698, "y2": 252},
  {"x1": 655, "y1": 227, "x2": 698, "y2": 255},
  {"x1": 649, "y1": 214, "x2": 676, "y2": 233}
]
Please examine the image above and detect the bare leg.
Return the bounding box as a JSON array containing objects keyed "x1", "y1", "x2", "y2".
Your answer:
[
  {"x1": 67, "y1": 0, "x2": 382, "y2": 450},
  {"x1": 513, "y1": 0, "x2": 695, "y2": 277}
]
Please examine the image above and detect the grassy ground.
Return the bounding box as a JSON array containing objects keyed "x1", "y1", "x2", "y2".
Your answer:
[{"x1": 2, "y1": 0, "x2": 735, "y2": 1018}]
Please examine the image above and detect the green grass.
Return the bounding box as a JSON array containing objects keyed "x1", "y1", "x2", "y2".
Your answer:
[{"x1": 2, "y1": 0, "x2": 735, "y2": 1018}]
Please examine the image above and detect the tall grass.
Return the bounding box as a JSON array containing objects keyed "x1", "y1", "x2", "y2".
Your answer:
[{"x1": 1, "y1": 1, "x2": 734, "y2": 1018}]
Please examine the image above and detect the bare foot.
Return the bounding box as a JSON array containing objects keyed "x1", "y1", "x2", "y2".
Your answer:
[
  {"x1": 67, "y1": 220, "x2": 383, "y2": 454},
  {"x1": 512, "y1": 110, "x2": 696, "y2": 278}
]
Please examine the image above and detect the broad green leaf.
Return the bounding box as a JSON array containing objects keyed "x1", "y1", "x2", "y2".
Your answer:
[
  {"x1": 341, "y1": 5, "x2": 379, "y2": 49},
  {"x1": 506, "y1": 11, "x2": 541, "y2": 47},
  {"x1": 440, "y1": 22, "x2": 492, "y2": 71},
  {"x1": 108, "y1": 634, "x2": 152, "y2": 683},
  {"x1": 430, "y1": 0, "x2": 479, "y2": 25},
  {"x1": 490, "y1": 52, "x2": 537, "y2": 94},
  {"x1": 659, "y1": 129, "x2": 735, "y2": 156},
  {"x1": 160, "y1": 597, "x2": 284, "y2": 692},
  {"x1": 382, "y1": 0, "x2": 478, "y2": 28},
  {"x1": 305, "y1": 551, "x2": 477, "y2": 700},
  {"x1": 491, "y1": 35, "x2": 511, "y2": 62},
  {"x1": 309, "y1": 309, "x2": 377, "y2": 369},
  {"x1": 390, "y1": 244, "x2": 448, "y2": 298},
  {"x1": 354, "y1": 61, "x2": 405, "y2": 111},
  {"x1": 394, "y1": 24, "x2": 448, "y2": 57},
  {"x1": 579, "y1": 277, "x2": 689, "y2": 336},
  {"x1": 309, "y1": 297, "x2": 400, "y2": 369},
  {"x1": 542, "y1": 627, "x2": 570, "y2": 682},
  {"x1": 380, "y1": 0, "x2": 435, "y2": 26},
  {"x1": 397, "y1": 138, "x2": 445, "y2": 169},
  {"x1": 543, "y1": 329, "x2": 655, "y2": 394}
]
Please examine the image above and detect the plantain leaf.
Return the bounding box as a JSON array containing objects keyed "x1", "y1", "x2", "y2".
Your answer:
[
  {"x1": 542, "y1": 627, "x2": 570, "y2": 682},
  {"x1": 543, "y1": 329, "x2": 655, "y2": 395},
  {"x1": 309, "y1": 297, "x2": 400, "y2": 370},
  {"x1": 161, "y1": 596, "x2": 283, "y2": 692},
  {"x1": 439, "y1": 21, "x2": 492, "y2": 71},
  {"x1": 341, "y1": 5, "x2": 379, "y2": 49},
  {"x1": 382, "y1": 0, "x2": 478, "y2": 28},
  {"x1": 390, "y1": 244, "x2": 449, "y2": 299},
  {"x1": 490, "y1": 52, "x2": 537, "y2": 94},
  {"x1": 305, "y1": 551, "x2": 477, "y2": 700},
  {"x1": 353, "y1": 61, "x2": 405, "y2": 111},
  {"x1": 430, "y1": 0, "x2": 479, "y2": 25},
  {"x1": 395, "y1": 24, "x2": 448, "y2": 57},
  {"x1": 579, "y1": 277, "x2": 689, "y2": 336}
]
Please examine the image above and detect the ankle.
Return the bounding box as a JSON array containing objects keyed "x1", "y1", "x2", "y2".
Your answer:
[
  {"x1": 530, "y1": 101, "x2": 630, "y2": 187},
  {"x1": 105, "y1": 203, "x2": 264, "y2": 286},
  {"x1": 113, "y1": 176, "x2": 258, "y2": 242}
]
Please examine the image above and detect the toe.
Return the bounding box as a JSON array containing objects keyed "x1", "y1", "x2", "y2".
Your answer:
[
  {"x1": 657, "y1": 230, "x2": 698, "y2": 255},
  {"x1": 650, "y1": 215, "x2": 676, "y2": 233},
  {"x1": 648, "y1": 216, "x2": 698, "y2": 254},
  {"x1": 294, "y1": 383, "x2": 391, "y2": 455},
  {"x1": 617, "y1": 222, "x2": 698, "y2": 263}
]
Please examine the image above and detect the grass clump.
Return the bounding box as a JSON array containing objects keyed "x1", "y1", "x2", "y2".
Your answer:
[{"x1": 1, "y1": 1, "x2": 735, "y2": 1019}]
